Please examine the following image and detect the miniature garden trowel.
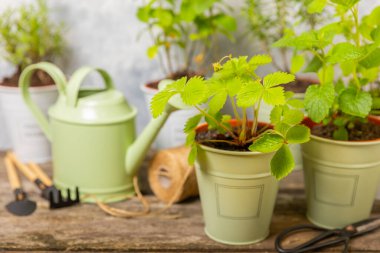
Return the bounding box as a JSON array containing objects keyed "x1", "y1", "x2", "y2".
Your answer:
[
  {"x1": 19, "y1": 62, "x2": 187, "y2": 203},
  {"x1": 7, "y1": 152, "x2": 80, "y2": 209},
  {"x1": 4, "y1": 156, "x2": 36, "y2": 216}
]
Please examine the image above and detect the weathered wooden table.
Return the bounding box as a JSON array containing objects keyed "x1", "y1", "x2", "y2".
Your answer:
[{"x1": 0, "y1": 151, "x2": 379, "y2": 252}]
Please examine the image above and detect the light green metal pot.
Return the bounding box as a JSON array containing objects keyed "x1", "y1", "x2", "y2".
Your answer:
[
  {"x1": 302, "y1": 117, "x2": 380, "y2": 228},
  {"x1": 19, "y1": 62, "x2": 183, "y2": 203},
  {"x1": 196, "y1": 142, "x2": 278, "y2": 245}
]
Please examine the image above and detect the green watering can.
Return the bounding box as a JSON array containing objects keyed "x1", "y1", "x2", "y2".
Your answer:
[{"x1": 19, "y1": 62, "x2": 183, "y2": 203}]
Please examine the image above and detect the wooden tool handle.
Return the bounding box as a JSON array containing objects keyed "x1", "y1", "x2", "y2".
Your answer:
[
  {"x1": 29, "y1": 163, "x2": 52, "y2": 186},
  {"x1": 5, "y1": 156, "x2": 21, "y2": 190},
  {"x1": 7, "y1": 152, "x2": 37, "y2": 182}
]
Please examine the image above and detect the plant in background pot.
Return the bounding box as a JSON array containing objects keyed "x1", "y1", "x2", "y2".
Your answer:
[
  {"x1": 242, "y1": 0, "x2": 329, "y2": 170},
  {"x1": 137, "y1": 0, "x2": 236, "y2": 149},
  {"x1": 0, "y1": 0, "x2": 64, "y2": 162},
  {"x1": 274, "y1": 0, "x2": 380, "y2": 227},
  {"x1": 150, "y1": 55, "x2": 310, "y2": 244}
]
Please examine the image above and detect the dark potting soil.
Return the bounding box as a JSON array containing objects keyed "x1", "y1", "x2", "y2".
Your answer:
[
  {"x1": 0, "y1": 70, "x2": 54, "y2": 87},
  {"x1": 284, "y1": 77, "x2": 317, "y2": 93},
  {"x1": 146, "y1": 70, "x2": 201, "y2": 89},
  {"x1": 196, "y1": 125, "x2": 268, "y2": 151},
  {"x1": 311, "y1": 120, "x2": 380, "y2": 141}
]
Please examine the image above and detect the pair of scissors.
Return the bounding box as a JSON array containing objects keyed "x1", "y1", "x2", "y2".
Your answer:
[{"x1": 275, "y1": 218, "x2": 380, "y2": 253}]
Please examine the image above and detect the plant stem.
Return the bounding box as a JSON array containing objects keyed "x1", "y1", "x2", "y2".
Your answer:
[
  {"x1": 239, "y1": 108, "x2": 247, "y2": 143},
  {"x1": 197, "y1": 139, "x2": 241, "y2": 146},
  {"x1": 251, "y1": 99, "x2": 262, "y2": 136},
  {"x1": 195, "y1": 105, "x2": 238, "y2": 139},
  {"x1": 229, "y1": 95, "x2": 241, "y2": 121},
  {"x1": 165, "y1": 43, "x2": 174, "y2": 77}
]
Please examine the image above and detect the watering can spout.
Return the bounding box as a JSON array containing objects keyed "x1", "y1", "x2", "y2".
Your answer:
[{"x1": 125, "y1": 104, "x2": 177, "y2": 176}]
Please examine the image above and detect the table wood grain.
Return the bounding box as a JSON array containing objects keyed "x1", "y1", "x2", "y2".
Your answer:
[{"x1": 0, "y1": 151, "x2": 379, "y2": 252}]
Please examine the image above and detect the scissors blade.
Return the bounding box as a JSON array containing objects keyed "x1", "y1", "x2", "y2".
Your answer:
[{"x1": 353, "y1": 218, "x2": 380, "y2": 234}]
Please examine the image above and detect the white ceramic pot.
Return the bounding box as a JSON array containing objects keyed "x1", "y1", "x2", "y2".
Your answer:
[
  {"x1": 0, "y1": 102, "x2": 11, "y2": 150},
  {"x1": 141, "y1": 83, "x2": 199, "y2": 150},
  {"x1": 0, "y1": 85, "x2": 58, "y2": 162}
]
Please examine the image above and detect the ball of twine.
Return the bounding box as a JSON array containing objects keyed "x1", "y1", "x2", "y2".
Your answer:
[{"x1": 148, "y1": 146, "x2": 199, "y2": 203}]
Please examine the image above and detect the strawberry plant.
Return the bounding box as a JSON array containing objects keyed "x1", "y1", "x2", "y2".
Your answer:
[
  {"x1": 137, "y1": 0, "x2": 237, "y2": 78},
  {"x1": 150, "y1": 55, "x2": 310, "y2": 179},
  {"x1": 273, "y1": 0, "x2": 380, "y2": 140}
]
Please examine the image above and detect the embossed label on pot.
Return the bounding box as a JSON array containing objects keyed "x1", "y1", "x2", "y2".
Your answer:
[
  {"x1": 314, "y1": 170, "x2": 359, "y2": 206},
  {"x1": 216, "y1": 184, "x2": 264, "y2": 219}
]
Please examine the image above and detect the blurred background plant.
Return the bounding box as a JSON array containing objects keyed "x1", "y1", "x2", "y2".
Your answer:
[
  {"x1": 0, "y1": 0, "x2": 64, "y2": 79},
  {"x1": 243, "y1": 0, "x2": 330, "y2": 75},
  {"x1": 137, "y1": 0, "x2": 237, "y2": 78}
]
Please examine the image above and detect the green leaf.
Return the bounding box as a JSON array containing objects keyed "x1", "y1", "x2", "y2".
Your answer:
[
  {"x1": 340, "y1": 61, "x2": 355, "y2": 76},
  {"x1": 327, "y1": 43, "x2": 365, "y2": 64},
  {"x1": 339, "y1": 89, "x2": 372, "y2": 118},
  {"x1": 307, "y1": 0, "x2": 327, "y2": 14},
  {"x1": 270, "y1": 106, "x2": 283, "y2": 124},
  {"x1": 286, "y1": 125, "x2": 310, "y2": 144},
  {"x1": 186, "y1": 131, "x2": 196, "y2": 146},
  {"x1": 360, "y1": 48, "x2": 380, "y2": 69},
  {"x1": 330, "y1": 0, "x2": 359, "y2": 8},
  {"x1": 333, "y1": 127, "x2": 348, "y2": 141},
  {"x1": 209, "y1": 91, "x2": 227, "y2": 115},
  {"x1": 275, "y1": 122, "x2": 292, "y2": 136},
  {"x1": 288, "y1": 99, "x2": 304, "y2": 108},
  {"x1": 184, "y1": 114, "x2": 203, "y2": 133},
  {"x1": 263, "y1": 72, "x2": 296, "y2": 88},
  {"x1": 283, "y1": 109, "x2": 304, "y2": 125},
  {"x1": 249, "y1": 133, "x2": 284, "y2": 153},
  {"x1": 137, "y1": 6, "x2": 151, "y2": 22},
  {"x1": 147, "y1": 45, "x2": 158, "y2": 59},
  {"x1": 263, "y1": 87, "x2": 286, "y2": 105},
  {"x1": 304, "y1": 83, "x2": 335, "y2": 123},
  {"x1": 188, "y1": 144, "x2": 198, "y2": 165},
  {"x1": 290, "y1": 55, "x2": 305, "y2": 74},
  {"x1": 249, "y1": 54, "x2": 272, "y2": 66},
  {"x1": 181, "y1": 77, "x2": 207, "y2": 105},
  {"x1": 303, "y1": 55, "x2": 323, "y2": 73},
  {"x1": 213, "y1": 15, "x2": 237, "y2": 32},
  {"x1": 236, "y1": 80, "x2": 263, "y2": 107},
  {"x1": 150, "y1": 90, "x2": 176, "y2": 118},
  {"x1": 271, "y1": 145, "x2": 295, "y2": 180}
]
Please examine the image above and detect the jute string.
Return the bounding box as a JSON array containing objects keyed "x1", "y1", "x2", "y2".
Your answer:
[{"x1": 82, "y1": 147, "x2": 198, "y2": 218}]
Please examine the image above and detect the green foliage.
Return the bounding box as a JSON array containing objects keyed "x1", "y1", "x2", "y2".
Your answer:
[
  {"x1": 137, "y1": 0, "x2": 237, "y2": 77},
  {"x1": 0, "y1": 0, "x2": 64, "y2": 70},
  {"x1": 244, "y1": 0, "x2": 330, "y2": 72},
  {"x1": 274, "y1": 0, "x2": 380, "y2": 140},
  {"x1": 150, "y1": 55, "x2": 310, "y2": 180}
]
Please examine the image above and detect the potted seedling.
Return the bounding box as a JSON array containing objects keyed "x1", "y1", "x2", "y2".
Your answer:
[
  {"x1": 274, "y1": 0, "x2": 380, "y2": 227},
  {"x1": 137, "y1": 0, "x2": 236, "y2": 149},
  {"x1": 150, "y1": 55, "x2": 310, "y2": 245},
  {"x1": 242, "y1": 0, "x2": 329, "y2": 170},
  {"x1": 0, "y1": 0, "x2": 64, "y2": 162}
]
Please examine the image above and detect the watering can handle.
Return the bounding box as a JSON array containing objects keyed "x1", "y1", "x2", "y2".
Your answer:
[
  {"x1": 20, "y1": 62, "x2": 67, "y2": 141},
  {"x1": 66, "y1": 67, "x2": 115, "y2": 107}
]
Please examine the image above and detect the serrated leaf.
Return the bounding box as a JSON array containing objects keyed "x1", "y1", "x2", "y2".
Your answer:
[
  {"x1": 304, "y1": 83, "x2": 335, "y2": 123},
  {"x1": 339, "y1": 88, "x2": 372, "y2": 118},
  {"x1": 209, "y1": 91, "x2": 227, "y2": 115},
  {"x1": 188, "y1": 144, "x2": 198, "y2": 165},
  {"x1": 181, "y1": 77, "x2": 207, "y2": 105},
  {"x1": 327, "y1": 43, "x2": 365, "y2": 64},
  {"x1": 249, "y1": 54, "x2": 272, "y2": 66},
  {"x1": 275, "y1": 122, "x2": 292, "y2": 136},
  {"x1": 184, "y1": 114, "x2": 203, "y2": 133},
  {"x1": 263, "y1": 72, "x2": 296, "y2": 88},
  {"x1": 333, "y1": 127, "x2": 348, "y2": 140},
  {"x1": 150, "y1": 90, "x2": 176, "y2": 118},
  {"x1": 236, "y1": 80, "x2": 263, "y2": 107},
  {"x1": 249, "y1": 133, "x2": 284, "y2": 153},
  {"x1": 263, "y1": 87, "x2": 286, "y2": 105},
  {"x1": 283, "y1": 109, "x2": 304, "y2": 125},
  {"x1": 360, "y1": 48, "x2": 380, "y2": 69},
  {"x1": 186, "y1": 131, "x2": 196, "y2": 146},
  {"x1": 226, "y1": 78, "x2": 243, "y2": 96},
  {"x1": 286, "y1": 125, "x2": 310, "y2": 144},
  {"x1": 271, "y1": 145, "x2": 295, "y2": 180},
  {"x1": 270, "y1": 106, "x2": 283, "y2": 124},
  {"x1": 288, "y1": 99, "x2": 304, "y2": 108},
  {"x1": 307, "y1": 0, "x2": 327, "y2": 13},
  {"x1": 290, "y1": 55, "x2": 305, "y2": 74}
]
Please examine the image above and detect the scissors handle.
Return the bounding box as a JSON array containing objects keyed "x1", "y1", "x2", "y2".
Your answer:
[{"x1": 275, "y1": 224, "x2": 348, "y2": 253}]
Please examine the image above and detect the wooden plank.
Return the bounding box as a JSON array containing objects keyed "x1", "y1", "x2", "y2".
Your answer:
[{"x1": 0, "y1": 152, "x2": 379, "y2": 252}]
